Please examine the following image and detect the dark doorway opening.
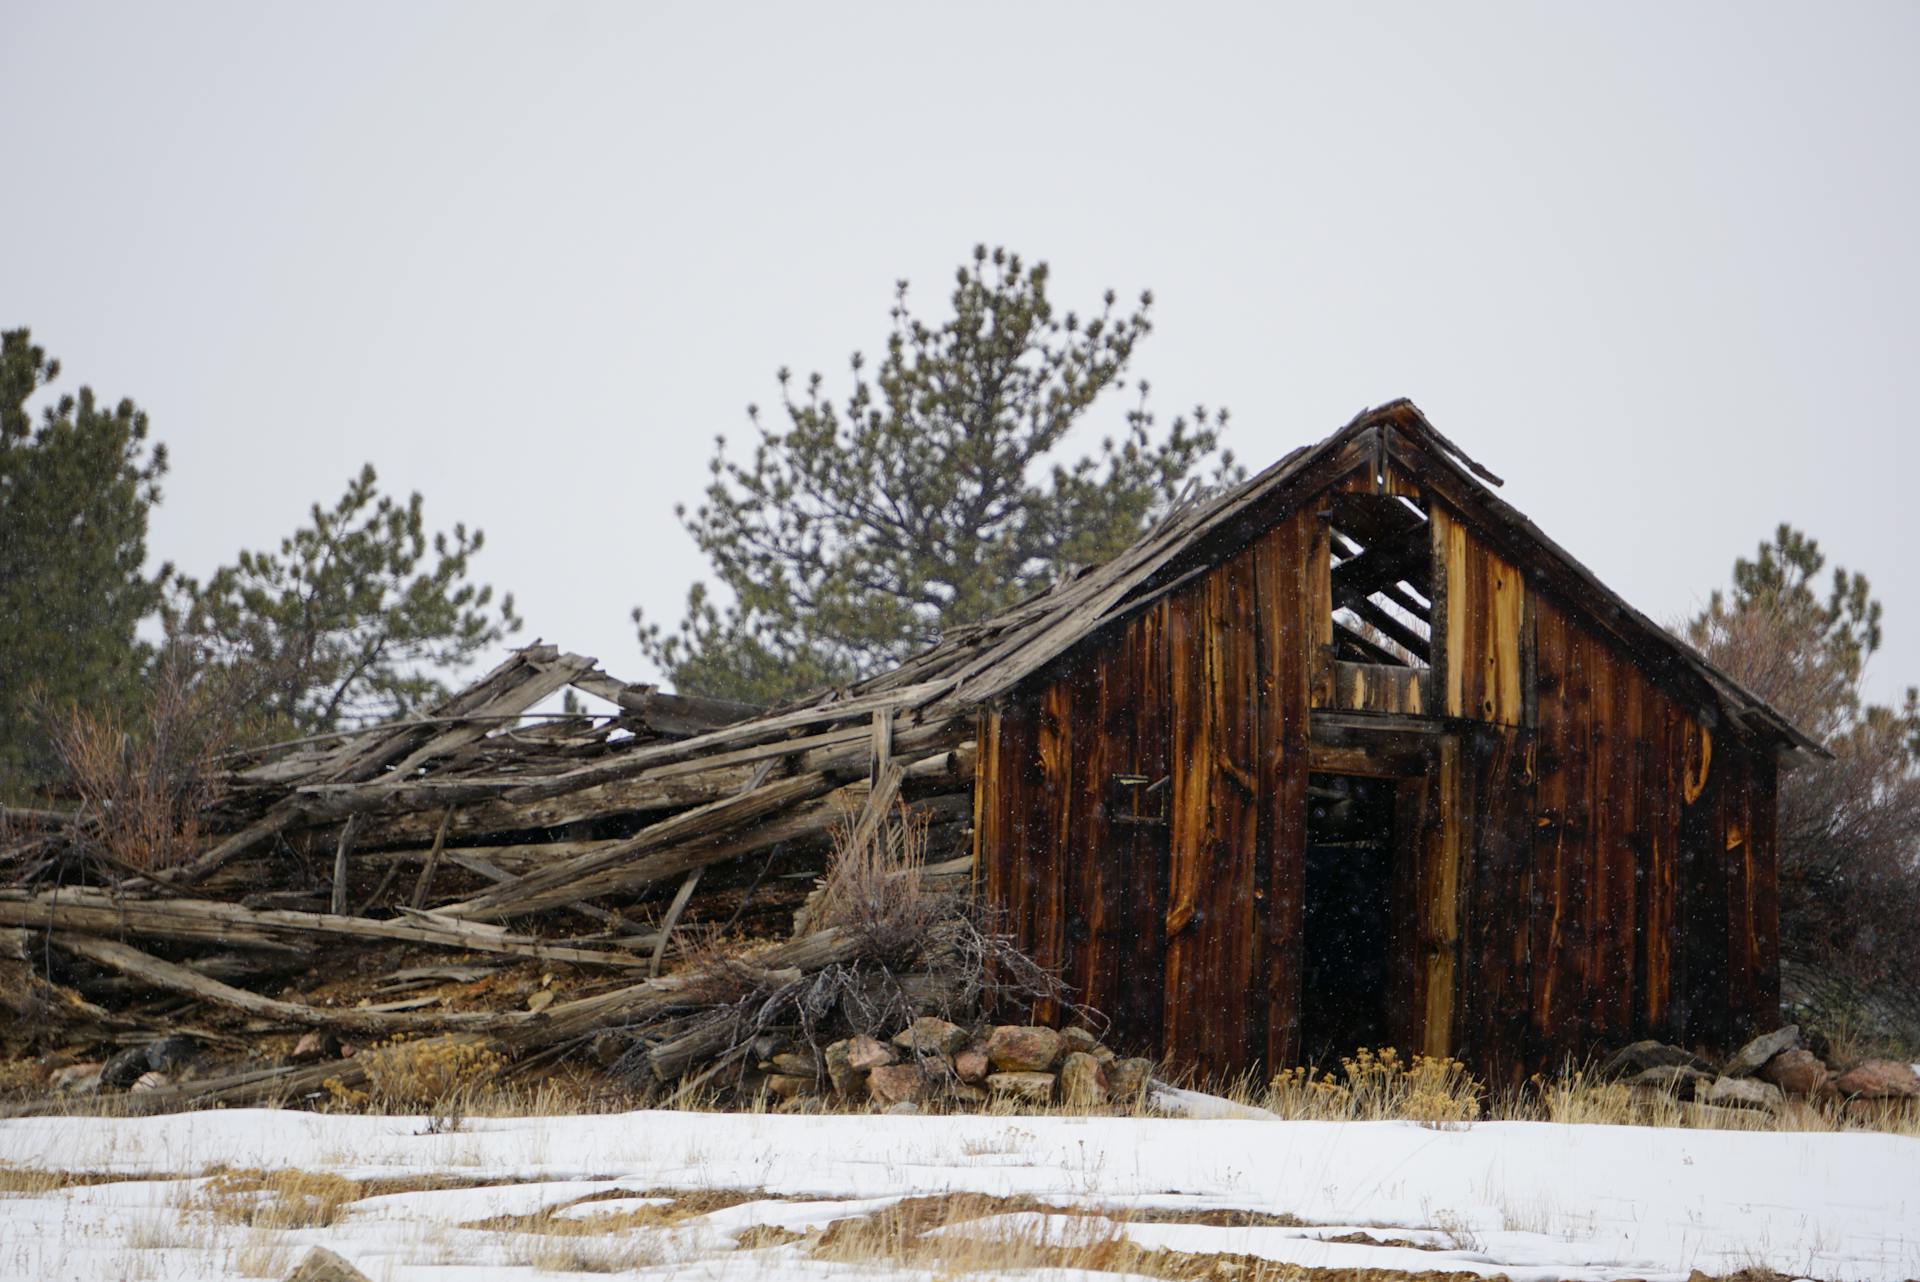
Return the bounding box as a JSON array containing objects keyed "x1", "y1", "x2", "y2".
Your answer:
[{"x1": 1301, "y1": 772, "x2": 1398, "y2": 1066}]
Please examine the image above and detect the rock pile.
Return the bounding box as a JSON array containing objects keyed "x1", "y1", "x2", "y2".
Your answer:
[
  {"x1": 750, "y1": 1017, "x2": 1155, "y2": 1113},
  {"x1": 1600, "y1": 1025, "x2": 1920, "y2": 1119}
]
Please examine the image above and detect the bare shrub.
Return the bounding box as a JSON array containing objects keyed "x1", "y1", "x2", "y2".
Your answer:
[
  {"x1": 49, "y1": 644, "x2": 232, "y2": 875},
  {"x1": 810, "y1": 803, "x2": 943, "y2": 955},
  {"x1": 614, "y1": 802, "x2": 1073, "y2": 1096}
]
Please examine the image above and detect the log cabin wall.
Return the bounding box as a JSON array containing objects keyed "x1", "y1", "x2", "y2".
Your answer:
[{"x1": 973, "y1": 452, "x2": 1782, "y2": 1085}]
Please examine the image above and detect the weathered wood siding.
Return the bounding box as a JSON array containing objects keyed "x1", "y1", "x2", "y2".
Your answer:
[
  {"x1": 1458, "y1": 558, "x2": 1780, "y2": 1081},
  {"x1": 1433, "y1": 506, "x2": 1528, "y2": 726},
  {"x1": 974, "y1": 508, "x2": 1319, "y2": 1076},
  {"x1": 975, "y1": 469, "x2": 1782, "y2": 1083}
]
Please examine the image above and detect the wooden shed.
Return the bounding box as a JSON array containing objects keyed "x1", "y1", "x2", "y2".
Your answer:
[
  {"x1": 953, "y1": 400, "x2": 1822, "y2": 1083},
  {"x1": 0, "y1": 400, "x2": 1826, "y2": 1106}
]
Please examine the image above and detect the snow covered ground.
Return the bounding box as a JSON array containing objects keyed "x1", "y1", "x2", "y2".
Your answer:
[{"x1": 0, "y1": 1106, "x2": 1915, "y2": 1281}]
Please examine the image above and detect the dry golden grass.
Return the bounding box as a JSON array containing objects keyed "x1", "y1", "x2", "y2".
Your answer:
[
  {"x1": 230, "y1": 1225, "x2": 293, "y2": 1277},
  {"x1": 0, "y1": 1058, "x2": 49, "y2": 1099},
  {"x1": 810, "y1": 1193, "x2": 1491, "y2": 1282},
  {"x1": 1261, "y1": 1048, "x2": 1483, "y2": 1122},
  {"x1": 734, "y1": 1223, "x2": 806, "y2": 1249},
  {"x1": 507, "y1": 1233, "x2": 664, "y2": 1273},
  {"x1": 1491, "y1": 1068, "x2": 1920, "y2": 1136},
  {"x1": 194, "y1": 1167, "x2": 363, "y2": 1229},
  {"x1": 0, "y1": 1164, "x2": 163, "y2": 1195},
  {"x1": 469, "y1": 1186, "x2": 759, "y2": 1236},
  {"x1": 466, "y1": 1186, "x2": 767, "y2": 1273},
  {"x1": 324, "y1": 1035, "x2": 507, "y2": 1114},
  {"x1": 13, "y1": 1033, "x2": 1915, "y2": 1139}
]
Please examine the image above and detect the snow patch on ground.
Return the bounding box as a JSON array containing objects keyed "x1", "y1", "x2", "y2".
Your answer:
[{"x1": 0, "y1": 1107, "x2": 1911, "y2": 1280}]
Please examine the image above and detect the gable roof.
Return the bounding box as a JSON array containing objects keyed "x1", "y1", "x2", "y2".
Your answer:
[{"x1": 822, "y1": 398, "x2": 1823, "y2": 756}]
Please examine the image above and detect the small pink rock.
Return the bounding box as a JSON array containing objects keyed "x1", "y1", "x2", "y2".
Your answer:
[
  {"x1": 290, "y1": 1030, "x2": 335, "y2": 1062},
  {"x1": 954, "y1": 1048, "x2": 990, "y2": 1084},
  {"x1": 50, "y1": 1062, "x2": 102, "y2": 1094},
  {"x1": 763, "y1": 1073, "x2": 812, "y2": 1100},
  {"x1": 893, "y1": 1017, "x2": 969, "y2": 1057},
  {"x1": 1831, "y1": 1059, "x2": 1920, "y2": 1099},
  {"x1": 1107, "y1": 1057, "x2": 1154, "y2": 1100},
  {"x1": 845, "y1": 1034, "x2": 895, "y2": 1073},
  {"x1": 986, "y1": 1025, "x2": 1063, "y2": 1072},
  {"x1": 1059, "y1": 1052, "x2": 1109, "y2": 1108},
  {"x1": 1758, "y1": 1047, "x2": 1827, "y2": 1096},
  {"x1": 867, "y1": 1063, "x2": 929, "y2": 1106}
]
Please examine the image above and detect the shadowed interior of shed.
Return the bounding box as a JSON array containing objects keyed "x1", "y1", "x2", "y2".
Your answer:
[{"x1": 1301, "y1": 773, "x2": 1399, "y2": 1067}]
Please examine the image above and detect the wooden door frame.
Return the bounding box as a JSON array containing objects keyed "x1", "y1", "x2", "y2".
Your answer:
[{"x1": 1307, "y1": 712, "x2": 1465, "y2": 1060}]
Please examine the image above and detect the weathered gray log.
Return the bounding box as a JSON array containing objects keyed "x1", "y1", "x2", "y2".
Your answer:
[
  {"x1": 439, "y1": 770, "x2": 839, "y2": 920},
  {"x1": 0, "y1": 888, "x2": 651, "y2": 968},
  {"x1": 329, "y1": 815, "x2": 361, "y2": 916},
  {"x1": 162, "y1": 648, "x2": 597, "y2": 883},
  {"x1": 0, "y1": 956, "x2": 162, "y2": 1037},
  {"x1": 409, "y1": 808, "x2": 453, "y2": 909},
  {"x1": 48, "y1": 933, "x2": 524, "y2": 1034},
  {"x1": 433, "y1": 740, "x2": 972, "y2": 922}
]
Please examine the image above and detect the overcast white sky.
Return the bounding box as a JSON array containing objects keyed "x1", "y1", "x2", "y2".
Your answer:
[{"x1": 4, "y1": 3, "x2": 1915, "y2": 705}]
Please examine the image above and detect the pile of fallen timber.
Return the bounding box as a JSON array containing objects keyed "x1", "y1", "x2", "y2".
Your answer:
[{"x1": 0, "y1": 644, "x2": 991, "y2": 1115}]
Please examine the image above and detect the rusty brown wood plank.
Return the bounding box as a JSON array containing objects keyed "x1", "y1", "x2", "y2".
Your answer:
[
  {"x1": 1308, "y1": 503, "x2": 1336, "y2": 708},
  {"x1": 1420, "y1": 734, "x2": 1464, "y2": 1058},
  {"x1": 1087, "y1": 635, "x2": 1132, "y2": 1030},
  {"x1": 1387, "y1": 768, "x2": 1427, "y2": 1056},
  {"x1": 1486, "y1": 545, "x2": 1526, "y2": 726},
  {"x1": 1679, "y1": 713, "x2": 1728, "y2": 1050},
  {"x1": 1211, "y1": 549, "x2": 1263, "y2": 1073},
  {"x1": 1463, "y1": 724, "x2": 1534, "y2": 1086},
  {"x1": 1652, "y1": 690, "x2": 1686, "y2": 1041},
  {"x1": 991, "y1": 701, "x2": 1038, "y2": 1016},
  {"x1": 971, "y1": 708, "x2": 1000, "y2": 900},
  {"x1": 1434, "y1": 506, "x2": 1528, "y2": 728},
  {"x1": 1721, "y1": 746, "x2": 1758, "y2": 1043},
  {"x1": 1162, "y1": 578, "x2": 1213, "y2": 1070},
  {"x1": 1636, "y1": 679, "x2": 1679, "y2": 1040},
  {"x1": 1529, "y1": 598, "x2": 1593, "y2": 1068},
  {"x1": 1031, "y1": 679, "x2": 1075, "y2": 1027},
  {"x1": 1117, "y1": 598, "x2": 1171, "y2": 1056},
  {"x1": 1750, "y1": 758, "x2": 1781, "y2": 1030},
  {"x1": 1333, "y1": 662, "x2": 1425, "y2": 715},
  {"x1": 1255, "y1": 518, "x2": 1311, "y2": 1071},
  {"x1": 1437, "y1": 507, "x2": 1473, "y2": 719},
  {"x1": 1587, "y1": 647, "x2": 1635, "y2": 1049}
]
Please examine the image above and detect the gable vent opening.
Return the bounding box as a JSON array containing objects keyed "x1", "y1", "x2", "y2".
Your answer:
[{"x1": 1325, "y1": 492, "x2": 1432, "y2": 670}]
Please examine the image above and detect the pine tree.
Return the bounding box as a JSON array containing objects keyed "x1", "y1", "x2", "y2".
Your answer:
[
  {"x1": 168, "y1": 464, "x2": 521, "y2": 736},
  {"x1": 0, "y1": 330, "x2": 169, "y2": 799},
  {"x1": 636, "y1": 245, "x2": 1240, "y2": 704}
]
